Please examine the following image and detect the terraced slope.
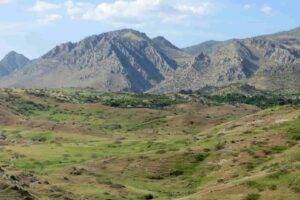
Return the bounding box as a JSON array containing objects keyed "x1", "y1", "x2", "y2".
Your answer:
[{"x1": 0, "y1": 89, "x2": 299, "y2": 199}]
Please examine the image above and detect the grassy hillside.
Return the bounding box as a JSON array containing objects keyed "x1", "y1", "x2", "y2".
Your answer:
[{"x1": 0, "y1": 89, "x2": 299, "y2": 200}]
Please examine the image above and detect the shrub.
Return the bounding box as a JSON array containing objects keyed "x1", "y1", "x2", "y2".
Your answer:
[
  {"x1": 244, "y1": 193, "x2": 260, "y2": 200},
  {"x1": 268, "y1": 169, "x2": 289, "y2": 179},
  {"x1": 194, "y1": 152, "x2": 209, "y2": 162},
  {"x1": 30, "y1": 132, "x2": 53, "y2": 142},
  {"x1": 144, "y1": 194, "x2": 154, "y2": 199},
  {"x1": 170, "y1": 170, "x2": 184, "y2": 176},
  {"x1": 147, "y1": 175, "x2": 164, "y2": 180},
  {"x1": 101, "y1": 124, "x2": 122, "y2": 130},
  {"x1": 156, "y1": 149, "x2": 166, "y2": 154},
  {"x1": 215, "y1": 142, "x2": 226, "y2": 150},
  {"x1": 288, "y1": 127, "x2": 300, "y2": 141},
  {"x1": 270, "y1": 146, "x2": 287, "y2": 153},
  {"x1": 245, "y1": 162, "x2": 255, "y2": 171},
  {"x1": 269, "y1": 184, "x2": 277, "y2": 190},
  {"x1": 246, "y1": 181, "x2": 265, "y2": 191}
]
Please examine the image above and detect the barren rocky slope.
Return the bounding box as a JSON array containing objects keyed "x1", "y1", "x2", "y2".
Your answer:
[
  {"x1": 151, "y1": 27, "x2": 300, "y2": 93},
  {"x1": 0, "y1": 28, "x2": 299, "y2": 93},
  {"x1": 0, "y1": 29, "x2": 191, "y2": 92}
]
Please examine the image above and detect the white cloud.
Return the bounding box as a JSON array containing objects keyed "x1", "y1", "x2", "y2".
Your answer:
[
  {"x1": 65, "y1": 0, "x2": 93, "y2": 20},
  {"x1": 175, "y1": 3, "x2": 213, "y2": 15},
  {"x1": 37, "y1": 14, "x2": 62, "y2": 25},
  {"x1": 0, "y1": 0, "x2": 10, "y2": 4},
  {"x1": 64, "y1": 0, "x2": 215, "y2": 26},
  {"x1": 31, "y1": 1, "x2": 61, "y2": 12},
  {"x1": 243, "y1": 4, "x2": 252, "y2": 10},
  {"x1": 261, "y1": 5, "x2": 273, "y2": 16}
]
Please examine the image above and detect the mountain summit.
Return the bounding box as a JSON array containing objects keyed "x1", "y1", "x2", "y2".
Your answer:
[{"x1": 0, "y1": 51, "x2": 30, "y2": 77}]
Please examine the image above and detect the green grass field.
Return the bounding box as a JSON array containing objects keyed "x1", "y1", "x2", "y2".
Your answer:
[{"x1": 0, "y1": 89, "x2": 299, "y2": 200}]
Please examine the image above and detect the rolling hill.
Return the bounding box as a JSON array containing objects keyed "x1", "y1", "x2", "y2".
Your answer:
[{"x1": 0, "y1": 88, "x2": 299, "y2": 199}]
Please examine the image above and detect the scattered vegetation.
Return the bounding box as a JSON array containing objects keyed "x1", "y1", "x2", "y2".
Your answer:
[
  {"x1": 0, "y1": 88, "x2": 298, "y2": 200},
  {"x1": 25, "y1": 88, "x2": 185, "y2": 108}
]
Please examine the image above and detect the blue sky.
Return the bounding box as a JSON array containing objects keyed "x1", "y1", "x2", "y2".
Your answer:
[{"x1": 0, "y1": 0, "x2": 299, "y2": 59}]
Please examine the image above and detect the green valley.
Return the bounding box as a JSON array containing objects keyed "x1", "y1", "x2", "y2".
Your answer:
[{"x1": 0, "y1": 88, "x2": 299, "y2": 200}]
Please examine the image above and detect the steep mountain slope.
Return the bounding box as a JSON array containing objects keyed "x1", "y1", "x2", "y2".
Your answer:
[
  {"x1": 0, "y1": 29, "x2": 191, "y2": 92},
  {"x1": 152, "y1": 36, "x2": 192, "y2": 67},
  {"x1": 151, "y1": 27, "x2": 300, "y2": 93},
  {"x1": 0, "y1": 28, "x2": 299, "y2": 93},
  {"x1": 0, "y1": 51, "x2": 30, "y2": 77}
]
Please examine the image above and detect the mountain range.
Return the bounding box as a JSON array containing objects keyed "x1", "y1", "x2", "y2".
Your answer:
[{"x1": 0, "y1": 27, "x2": 299, "y2": 93}]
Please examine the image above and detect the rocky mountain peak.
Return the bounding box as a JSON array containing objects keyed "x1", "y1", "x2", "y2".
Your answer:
[
  {"x1": 3, "y1": 51, "x2": 28, "y2": 61},
  {"x1": 43, "y1": 29, "x2": 149, "y2": 60},
  {"x1": 0, "y1": 51, "x2": 30, "y2": 77},
  {"x1": 152, "y1": 36, "x2": 179, "y2": 50},
  {"x1": 5, "y1": 51, "x2": 18, "y2": 57},
  {"x1": 98, "y1": 29, "x2": 150, "y2": 44}
]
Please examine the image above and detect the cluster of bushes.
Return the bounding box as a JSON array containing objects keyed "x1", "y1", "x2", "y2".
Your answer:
[
  {"x1": 102, "y1": 94, "x2": 181, "y2": 108},
  {"x1": 26, "y1": 89, "x2": 184, "y2": 108},
  {"x1": 16, "y1": 88, "x2": 300, "y2": 109},
  {"x1": 206, "y1": 93, "x2": 300, "y2": 108},
  {"x1": 5, "y1": 92, "x2": 50, "y2": 116},
  {"x1": 13, "y1": 100, "x2": 49, "y2": 115}
]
